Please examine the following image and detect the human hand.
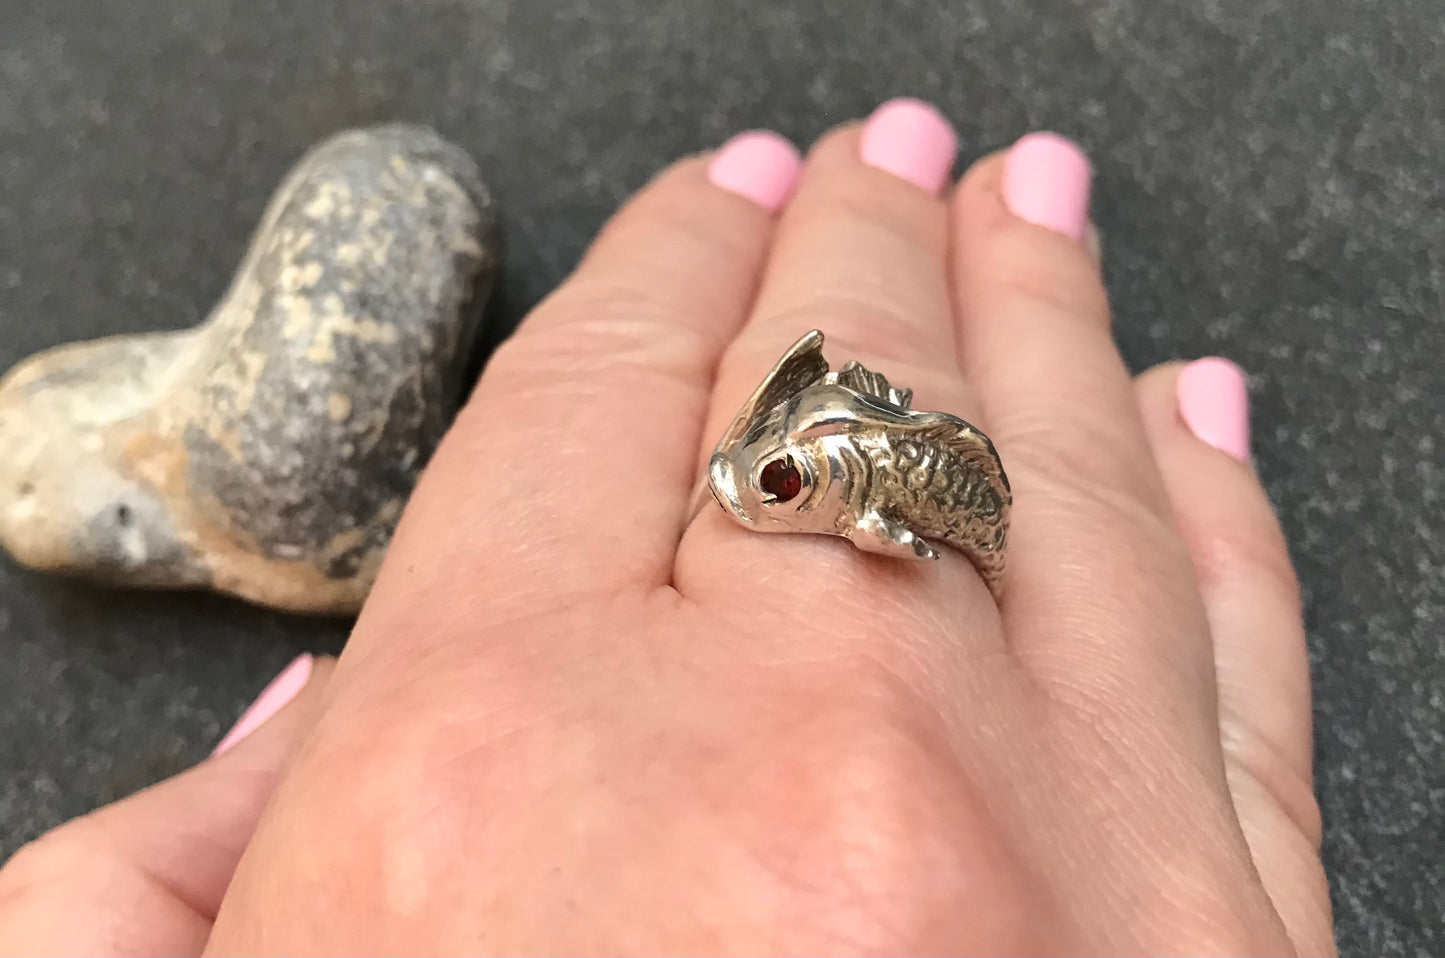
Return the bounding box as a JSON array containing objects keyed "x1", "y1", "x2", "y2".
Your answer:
[{"x1": 0, "y1": 99, "x2": 1334, "y2": 955}]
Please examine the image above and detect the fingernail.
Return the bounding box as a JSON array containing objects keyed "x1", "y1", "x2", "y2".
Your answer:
[
  {"x1": 212, "y1": 654, "x2": 313, "y2": 757},
  {"x1": 1002, "y1": 132, "x2": 1092, "y2": 241},
  {"x1": 1178, "y1": 358, "x2": 1251, "y2": 463},
  {"x1": 859, "y1": 97, "x2": 958, "y2": 194},
  {"x1": 708, "y1": 130, "x2": 802, "y2": 212}
]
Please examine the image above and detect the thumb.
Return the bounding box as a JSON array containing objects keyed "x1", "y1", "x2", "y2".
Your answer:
[{"x1": 0, "y1": 654, "x2": 333, "y2": 957}]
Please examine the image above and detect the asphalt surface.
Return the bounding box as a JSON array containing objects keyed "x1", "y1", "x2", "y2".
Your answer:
[{"x1": 1, "y1": 1, "x2": 1442, "y2": 953}]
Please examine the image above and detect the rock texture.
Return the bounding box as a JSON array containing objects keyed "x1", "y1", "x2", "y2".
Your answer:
[{"x1": 0, "y1": 125, "x2": 497, "y2": 613}]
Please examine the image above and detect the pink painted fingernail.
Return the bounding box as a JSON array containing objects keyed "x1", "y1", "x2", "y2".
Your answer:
[
  {"x1": 708, "y1": 130, "x2": 802, "y2": 212},
  {"x1": 859, "y1": 97, "x2": 958, "y2": 194},
  {"x1": 1178, "y1": 358, "x2": 1251, "y2": 463},
  {"x1": 1002, "y1": 132, "x2": 1092, "y2": 241},
  {"x1": 212, "y1": 654, "x2": 313, "y2": 757}
]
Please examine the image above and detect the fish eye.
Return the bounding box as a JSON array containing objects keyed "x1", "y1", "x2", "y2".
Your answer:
[{"x1": 758, "y1": 455, "x2": 803, "y2": 504}]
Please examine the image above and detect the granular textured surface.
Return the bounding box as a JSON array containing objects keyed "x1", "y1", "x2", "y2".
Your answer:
[
  {"x1": 0, "y1": 1, "x2": 1441, "y2": 953},
  {"x1": 0, "y1": 124, "x2": 496, "y2": 612}
]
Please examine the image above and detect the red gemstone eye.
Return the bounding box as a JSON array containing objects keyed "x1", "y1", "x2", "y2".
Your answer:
[{"x1": 759, "y1": 457, "x2": 803, "y2": 503}]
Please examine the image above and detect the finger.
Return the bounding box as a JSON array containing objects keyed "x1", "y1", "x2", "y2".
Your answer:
[
  {"x1": 0, "y1": 656, "x2": 334, "y2": 957},
  {"x1": 949, "y1": 135, "x2": 1212, "y2": 697},
  {"x1": 374, "y1": 133, "x2": 799, "y2": 623},
  {"x1": 1136, "y1": 361, "x2": 1335, "y2": 955},
  {"x1": 681, "y1": 100, "x2": 992, "y2": 612}
]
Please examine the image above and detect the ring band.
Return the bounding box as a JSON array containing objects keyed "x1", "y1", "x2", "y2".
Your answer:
[{"x1": 697, "y1": 330, "x2": 1010, "y2": 590}]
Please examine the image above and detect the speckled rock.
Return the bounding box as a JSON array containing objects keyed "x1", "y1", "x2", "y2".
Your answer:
[{"x1": 0, "y1": 125, "x2": 497, "y2": 613}]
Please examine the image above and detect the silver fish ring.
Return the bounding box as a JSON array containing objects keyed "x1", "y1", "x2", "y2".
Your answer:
[{"x1": 695, "y1": 330, "x2": 1011, "y2": 591}]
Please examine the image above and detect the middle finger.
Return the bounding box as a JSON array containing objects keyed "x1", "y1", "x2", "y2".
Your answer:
[{"x1": 678, "y1": 100, "x2": 991, "y2": 616}]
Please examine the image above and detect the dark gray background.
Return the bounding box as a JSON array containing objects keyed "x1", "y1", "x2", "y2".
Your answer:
[{"x1": 1, "y1": 0, "x2": 1441, "y2": 953}]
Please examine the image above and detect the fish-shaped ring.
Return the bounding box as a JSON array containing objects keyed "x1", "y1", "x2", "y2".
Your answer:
[{"x1": 699, "y1": 330, "x2": 1011, "y2": 591}]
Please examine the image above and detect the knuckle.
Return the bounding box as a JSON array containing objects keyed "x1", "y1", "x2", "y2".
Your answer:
[
  {"x1": 488, "y1": 287, "x2": 715, "y2": 391},
  {"x1": 732, "y1": 693, "x2": 1034, "y2": 951},
  {"x1": 587, "y1": 157, "x2": 759, "y2": 267},
  {"x1": 808, "y1": 177, "x2": 946, "y2": 250},
  {"x1": 596, "y1": 187, "x2": 759, "y2": 267},
  {"x1": 0, "y1": 824, "x2": 95, "y2": 897},
  {"x1": 956, "y1": 150, "x2": 1008, "y2": 196},
  {"x1": 1187, "y1": 516, "x2": 1302, "y2": 608},
  {"x1": 791, "y1": 285, "x2": 915, "y2": 338},
  {"x1": 755, "y1": 294, "x2": 947, "y2": 372},
  {"x1": 978, "y1": 227, "x2": 1110, "y2": 328},
  {"x1": 998, "y1": 405, "x2": 1171, "y2": 524},
  {"x1": 803, "y1": 121, "x2": 865, "y2": 165},
  {"x1": 281, "y1": 709, "x2": 501, "y2": 887}
]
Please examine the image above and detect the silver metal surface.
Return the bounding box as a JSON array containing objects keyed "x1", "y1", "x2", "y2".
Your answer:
[{"x1": 698, "y1": 330, "x2": 1011, "y2": 589}]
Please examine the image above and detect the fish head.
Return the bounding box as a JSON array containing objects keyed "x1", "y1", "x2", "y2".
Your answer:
[
  {"x1": 709, "y1": 435, "x2": 826, "y2": 531},
  {"x1": 706, "y1": 329, "x2": 834, "y2": 533}
]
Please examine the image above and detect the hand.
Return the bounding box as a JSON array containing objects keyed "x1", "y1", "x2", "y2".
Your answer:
[{"x1": 0, "y1": 100, "x2": 1334, "y2": 955}]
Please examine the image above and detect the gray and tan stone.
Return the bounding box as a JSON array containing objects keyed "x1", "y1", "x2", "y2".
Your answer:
[{"x1": 0, "y1": 125, "x2": 497, "y2": 613}]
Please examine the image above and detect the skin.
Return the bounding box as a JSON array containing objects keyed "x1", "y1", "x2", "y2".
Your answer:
[{"x1": 0, "y1": 122, "x2": 1335, "y2": 955}]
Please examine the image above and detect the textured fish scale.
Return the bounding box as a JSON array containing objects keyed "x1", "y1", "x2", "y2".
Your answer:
[{"x1": 862, "y1": 435, "x2": 1008, "y2": 558}]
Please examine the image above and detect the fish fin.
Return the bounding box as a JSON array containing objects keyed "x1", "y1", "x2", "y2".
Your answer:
[
  {"x1": 716, "y1": 330, "x2": 830, "y2": 452},
  {"x1": 850, "y1": 511, "x2": 938, "y2": 560},
  {"x1": 833, "y1": 361, "x2": 913, "y2": 409}
]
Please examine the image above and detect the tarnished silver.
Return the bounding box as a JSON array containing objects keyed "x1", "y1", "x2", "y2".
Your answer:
[{"x1": 697, "y1": 330, "x2": 1010, "y2": 589}]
